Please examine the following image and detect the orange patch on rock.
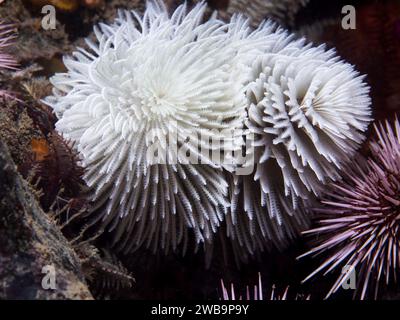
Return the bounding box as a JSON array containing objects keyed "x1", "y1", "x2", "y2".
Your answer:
[{"x1": 31, "y1": 138, "x2": 49, "y2": 161}]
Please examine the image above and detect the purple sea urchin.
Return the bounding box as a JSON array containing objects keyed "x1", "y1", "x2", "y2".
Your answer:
[
  {"x1": 0, "y1": 23, "x2": 17, "y2": 70},
  {"x1": 221, "y1": 273, "x2": 265, "y2": 300},
  {"x1": 299, "y1": 118, "x2": 400, "y2": 299},
  {"x1": 220, "y1": 272, "x2": 309, "y2": 300},
  {"x1": 0, "y1": 22, "x2": 18, "y2": 99}
]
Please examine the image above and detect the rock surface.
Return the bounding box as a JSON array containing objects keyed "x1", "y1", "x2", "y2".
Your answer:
[{"x1": 0, "y1": 139, "x2": 92, "y2": 299}]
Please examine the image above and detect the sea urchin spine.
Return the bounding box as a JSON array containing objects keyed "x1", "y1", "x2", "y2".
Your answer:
[{"x1": 299, "y1": 117, "x2": 400, "y2": 299}]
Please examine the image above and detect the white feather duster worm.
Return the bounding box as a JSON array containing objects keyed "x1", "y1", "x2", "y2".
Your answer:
[
  {"x1": 225, "y1": 31, "x2": 372, "y2": 259},
  {"x1": 44, "y1": 0, "x2": 372, "y2": 259},
  {"x1": 44, "y1": 1, "x2": 281, "y2": 254},
  {"x1": 247, "y1": 46, "x2": 371, "y2": 201}
]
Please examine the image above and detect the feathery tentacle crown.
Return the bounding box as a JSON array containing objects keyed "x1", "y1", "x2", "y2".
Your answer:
[
  {"x1": 45, "y1": 0, "x2": 372, "y2": 257},
  {"x1": 299, "y1": 118, "x2": 400, "y2": 299},
  {"x1": 44, "y1": 1, "x2": 280, "y2": 254},
  {"x1": 226, "y1": 32, "x2": 371, "y2": 258}
]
